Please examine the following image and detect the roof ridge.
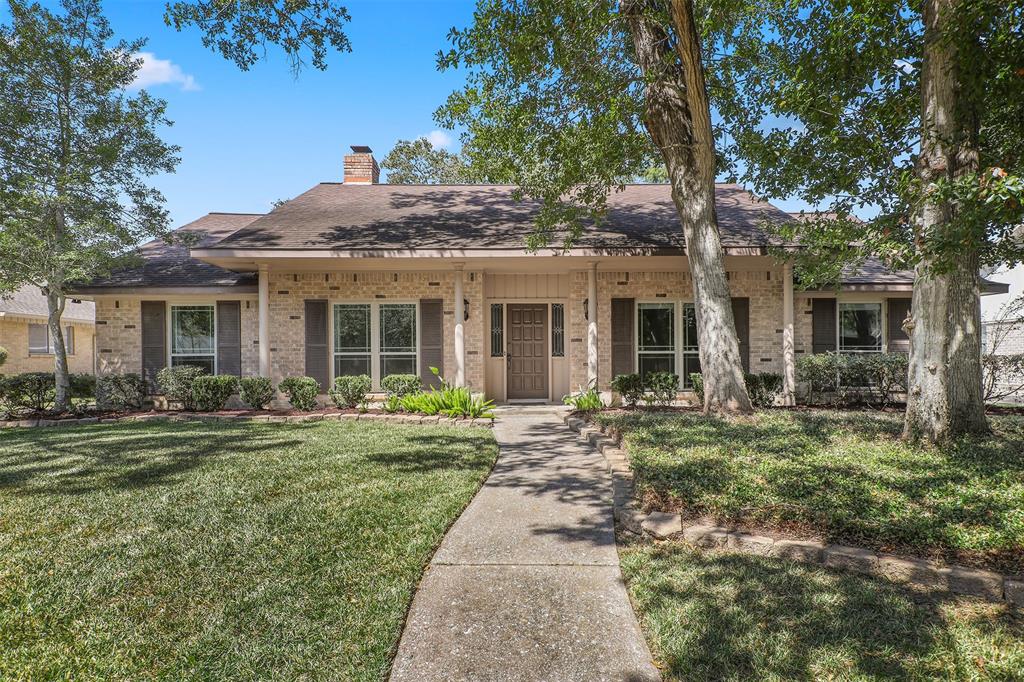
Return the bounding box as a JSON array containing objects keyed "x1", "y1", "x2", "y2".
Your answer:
[{"x1": 313, "y1": 182, "x2": 745, "y2": 188}]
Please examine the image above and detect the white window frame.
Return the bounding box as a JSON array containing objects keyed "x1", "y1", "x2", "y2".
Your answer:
[
  {"x1": 681, "y1": 302, "x2": 700, "y2": 388},
  {"x1": 331, "y1": 300, "x2": 420, "y2": 391},
  {"x1": 27, "y1": 324, "x2": 75, "y2": 356},
  {"x1": 837, "y1": 301, "x2": 885, "y2": 354},
  {"x1": 168, "y1": 303, "x2": 217, "y2": 374}
]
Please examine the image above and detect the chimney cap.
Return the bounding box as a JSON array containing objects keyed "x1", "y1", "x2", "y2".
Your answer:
[{"x1": 350, "y1": 145, "x2": 373, "y2": 154}]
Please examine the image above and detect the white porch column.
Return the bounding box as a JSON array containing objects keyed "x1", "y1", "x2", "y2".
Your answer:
[
  {"x1": 587, "y1": 261, "x2": 598, "y2": 388},
  {"x1": 258, "y1": 264, "x2": 271, "y2": 378},
  {"x1": 454, "y1": 265, "x2": 466, "y2": 387},
  {"x1": 782, "y1": 262, "x2": 797, "y2": 405}
]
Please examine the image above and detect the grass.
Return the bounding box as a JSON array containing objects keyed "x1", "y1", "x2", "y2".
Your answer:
[
  {"x1": 621, "y1": 542, "x2": 1024, "y2": 681},
  {"x1": 0, "y1": 420, "x2": 497, "y2": 681},
  {"x1": 593, "y1": 410, "x2": 1024, "y2": 573}
]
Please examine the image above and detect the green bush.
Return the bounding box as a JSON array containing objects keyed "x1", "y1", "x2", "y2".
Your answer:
[
  {"x1": 157, "y1": 365, "x2": 206, "y2": 411},
  {"x1": 0, "y1": 372, "x2": 55, "y2": 412},
  {"x1": 69, "y1": 373, "x2": 95, "y2": 400},
  {"x1": 329, "y1": 374, "x2": 372, "y2": 408},
  {"x1": 611, "y1": 373, "x2": 645, "y2": 407},
  {"x1": 563, "y1": 387, "x2": 605, "y2": 412},
  {"x1": 644, "y1": 371, "x2": 679, "y2": 407},
  {"x1": 280, "y1": 376, "x2": 320, "y2": 411},
  {"x1": 381, "y1": 374, "x2": 422, "y2": 399},
  {"x1": 239, "y1": 376, "x2": 274, "y2": 409},
  {"x1": 0, "y1": 346, "x2": 7, "y2": 367},
  {"x1": 796, "y1": 352, "x2": 909, "y2": 406},
  {"x1": 689, "y1": 373, "x2": 705, "y2": 404},
  {"x1": 192, "y1": 375, "x2": 239, "y2": 412},
  {"x1": 398, "y1": 370, "x2": 495, "y2": 418},
  {"x1": 745, "y1": 372, "x2": 784, "y2": 408},
  {"x1": 97, "y1": 374, "x2": 145, "y2": 410}
]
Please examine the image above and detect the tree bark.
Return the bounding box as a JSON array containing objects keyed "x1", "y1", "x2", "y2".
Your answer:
[
  {"x1": 623, "y1": 0, "x2": 752, "y2": 414},
  {"x1": 45, "y1": 286, "x2": 72, "y2": 412},
  {"x1": 903, "y1": 0, "x2": 988, "y2": 441}
]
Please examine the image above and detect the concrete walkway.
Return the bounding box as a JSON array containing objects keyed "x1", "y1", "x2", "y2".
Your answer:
[{"x1": 389, "y1": 406, "x2": 661, "y2": 682}]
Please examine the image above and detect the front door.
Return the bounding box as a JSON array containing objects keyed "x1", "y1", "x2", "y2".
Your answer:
[{"x1": 507, "y1": 304, "x2": 548, "y2": 399}]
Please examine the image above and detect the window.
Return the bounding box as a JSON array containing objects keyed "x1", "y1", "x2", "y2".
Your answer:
[
  {"x1": 334, "y1": 304, "x2": 371, "y2": 377},
  {"x1": 838, "y1": 303, "x2": 883, "y2": 353},
  {"x1": 637, "y1": 303, "x2": 675, "y2": 378},
  {"x1": 682, "y1": 303, "x2": 700, "y2": 387},
  {"x1": 551, "y1": 303, "x2": 565, "y2": 357},
  {"x1": 170, "y1": 305, "x2": 216, "y2": 373},
  {"x1": 490, "y1": 303, "x2": 504, "y2": 357},
  {"x1": 333, "y1": 302, "x2": 417, "y2": 387},
  {"x1": 28, "y1": 324, "x2": 75, "y2": 355}
]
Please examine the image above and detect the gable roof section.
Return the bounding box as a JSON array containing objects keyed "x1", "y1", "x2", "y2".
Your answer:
[
  {"x1": 74, "y1": 212, "x2": 263, "y2": 293},
  {"x1": 0, "y1": 285, "x2": 95, "y2": 323},
  {"x1": 205, "y1": 183, "x2": 794, "y2": 252}
]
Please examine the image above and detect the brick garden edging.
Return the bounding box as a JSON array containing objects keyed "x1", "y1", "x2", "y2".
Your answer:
[
  {"x1": 1, "y1": 411, "x2": 495, "y2": 430},
  {"x1": 564, "y1": 412, "x2": 1023, "y2": 608}
]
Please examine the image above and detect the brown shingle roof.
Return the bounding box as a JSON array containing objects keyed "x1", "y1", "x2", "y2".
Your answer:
[
  {"x1": 208, "y1": 183, "x2": 794, "y2": 251},
  {"x1": 73, "y1": 213, "x2": 263, "y2": 292}
]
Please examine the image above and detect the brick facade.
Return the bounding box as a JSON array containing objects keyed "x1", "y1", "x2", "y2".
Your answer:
[{"x1": 0, "y1": 318, "x2": 95, "y2": 374}]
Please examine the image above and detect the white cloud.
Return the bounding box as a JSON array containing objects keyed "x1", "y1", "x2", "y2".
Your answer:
[
  {"x1": 425, "y1": 130, "x2": 453, "y2": 148},
  {"x1": 131, "y1": 52, "x2": 200, "y2": 92},
  {"x1": 894, "y1": 59, "x2": 916, "y2": 75}
]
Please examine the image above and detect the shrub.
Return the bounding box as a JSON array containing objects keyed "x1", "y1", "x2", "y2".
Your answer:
[
  {"x1": 192, "y1": 375, "x2": 239, "y2": 412},
  {"x1": 745, "y1": 372, "x2": 784, "y2": 408},
  {"x1": 983, "y1": 353, "x2": 1024, "y2": 403},
  {"x1": 382, "y1": 394, "x2": 403, "y2": 413},
  {"x1": 329, "y1": 374, "x2": 372, "y2": 408},
  {"x1": 0, "y1": 346, "x2": 7, "y2": 367},
  {"x1": 796, "y1": 352, "x2": 909, "y2": 406},
  {"x1": 563, "y1": 387, "x2": 605, "y2": 412},
  {"x1": 280, "y1": 376, "x2": 320, "y2": 411},
  {"x1": 157, "y1": 365, "x2": 206, "y2": 411},
  {"x1": 0, "y1": 372, "x2": 55, "y2": 412},
  {"x1": 381, "y1": 374, "x2": 421, "y2": 399},
  {"x1": 689, "y1": 373, "x2": 705, "y2": 404},
  {"x1": 611, "y1": 373, "x2": 645, "y2": 408},
  {"x1": 239, "y1": 376, "x2": 274, "y2": 409},
  {"x1": 395, "y1": 369, "x2": 495, "y2": 418},
  {"x1": 643, "y1": 371, "x2": 679, "y2": 407},
  {"x1": 69, "y1": 373, "x2": 96, "y2": 400},
  {"x1": 97, "y1": 374, "x2": 145, "y2": 410}
]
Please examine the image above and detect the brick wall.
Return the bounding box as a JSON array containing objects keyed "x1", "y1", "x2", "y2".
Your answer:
[
  {"x1": 0, "y1": 318, "x2": 95, "y2": 374},
  {"x1": 94, "y1": 298, "x2": 141, "y2": 377}
]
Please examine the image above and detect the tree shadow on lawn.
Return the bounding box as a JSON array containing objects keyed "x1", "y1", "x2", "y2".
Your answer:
[
  {"x1": 365, "y1": 430, "x2": 497, "y2": 475},
  {"x1": 0, "y1": 422, "x2": 305, "y2": 496},
  {"x1": 625, "y1": 544, "x2": 1024, "y2": 681}
]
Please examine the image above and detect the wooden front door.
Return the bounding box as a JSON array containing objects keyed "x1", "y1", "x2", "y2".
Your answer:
[{"x1": 507, "y1": 304, "x2": 548, "y2": 399}]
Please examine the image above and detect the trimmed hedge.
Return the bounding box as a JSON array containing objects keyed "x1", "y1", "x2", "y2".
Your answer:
[
  {"x1": 280, "y1": 376, "x2": 320, "y2": 411},
  {"x1": 0, "y1": 372, "x2": 54, "y2": 411},
  {"x1": 381, "y1": 374, "x2": 421, "y2": 399},
  {"x1": 97, "y1": 374, "x2": 145, "y2": 410},
  {"x1": 157, "y1": 365, "x2": 206, "y2": 411},
  {"x1": 329, "y1": 375, "x2": 371, "y2": 409},
  {"x1": 610, "y1": 373, "x2": 645, "y2": 407},
  {"x1": 192, "y1": 375, "x2": 238, "y2": 412},
  {"x1": 796, "y1": 352, "x2": 908, "y2": 406},
  {"x1": 239, "y1": 376, "x2": 274, "y2": 409}
]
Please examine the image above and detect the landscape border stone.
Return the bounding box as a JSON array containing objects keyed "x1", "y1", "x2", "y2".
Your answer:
[{"x1": 563, "y1": 411, "x2": 1022, "y2": 607}]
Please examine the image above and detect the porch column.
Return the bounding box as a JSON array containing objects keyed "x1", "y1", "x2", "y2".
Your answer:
[
  {"x1": 587, "y1": 261, "x2": 598, "y2": 388},
  {"x1": 258, "y1": 263, "x2": 271, "y2": 378},
  {"x1": 782, "y1": 261, "x2": 796, "y2": 405},
  {"x1": 454, "y1": 265, "x2": 466, "y2": 387}
]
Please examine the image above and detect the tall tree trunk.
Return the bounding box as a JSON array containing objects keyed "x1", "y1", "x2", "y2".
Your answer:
[
  {"x1": 623, "y1": 0, "x2": 752, "y2": 414},
  {"x1": 903, "y1": 0, "x2": 988, "y2": 441},
  {"x1": 44, "y1": 286, "x2": 72, "y2": 412}
]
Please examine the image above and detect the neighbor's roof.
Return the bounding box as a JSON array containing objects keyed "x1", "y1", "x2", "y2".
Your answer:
[
  {"x1": 205, "y1": 183, "x2": 795, "y2": 251},
  {"x1": 74, "y1": 212, "x2": 263, "y2": 292},
  {"x1": 0, "y1": 285, "x2": 95, "y2": 323}
]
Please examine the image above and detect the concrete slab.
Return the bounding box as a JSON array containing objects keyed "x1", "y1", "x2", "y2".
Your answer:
[{"x1": 390, "y1": 407, "x2": 660, "y2": 682}]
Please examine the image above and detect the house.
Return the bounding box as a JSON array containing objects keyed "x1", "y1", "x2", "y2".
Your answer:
[
  {"x1": 70, "y1": 146, "x2": 1010, "y2": 404},
  {"x1": 0, "y1": 286, "x2": 96, "y2": 374}
]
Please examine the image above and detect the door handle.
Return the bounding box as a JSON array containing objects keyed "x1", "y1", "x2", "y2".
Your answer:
[{"x1": 506, "y1": 352, "x2": 512, "y2": 368}]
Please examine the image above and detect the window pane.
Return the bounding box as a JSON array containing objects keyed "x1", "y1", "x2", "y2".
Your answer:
[
  {"x1": 551, "y1": 303, "x2": 565, "y2": 357},
  {"x1": 172, "y1": 306, "x2": 215, "y2": 354},
  {"x1": 639, "y1": 353, "x2": 675, "y2": 378},
  {"x1": 683, "y1": 304, "x2": 699, "y2": 350},
  {"x1": 682, "y1": 354, "x2": 701, "y2": 387},
  {"x1": 639, "y1": 303, "x2": 675, "y2": 351},
  {"x1": 28, "y1": 324, "x2": 49, "y2": 354},
  {"x1": 171, "y1": 355, "x2": 215, "y2": 374},
  {"x1": 335, "y1": 354, "x2": 371, "y2": 377},
  {"x1": 380, "y1": 304, "x2": 416, "y2": 353},
  {"x1": 839, "y1": 303, "x2": 882, "y2": 351},
  {"x1": 335, "y1": 304, "x2": 370, "y2": 352},
  {"x1": 490, "y1": 303, "x2": 504, "y2": 357},
  {"x1": 381, "y1": 354, "x2": 416, "y2": 377}
]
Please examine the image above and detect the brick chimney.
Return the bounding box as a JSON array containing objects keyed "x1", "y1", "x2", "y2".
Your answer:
[{"x1": 343, "y1": 145, "x2": 380, "y2": 184}]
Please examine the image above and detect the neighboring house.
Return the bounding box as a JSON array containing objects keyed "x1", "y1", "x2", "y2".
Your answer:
[
  {"x1": 71, "y1": 146, "x2": 1010, "y2": 403},
  {"x1": 0, "y1": 286, "x2": 96, "y2": 375}
]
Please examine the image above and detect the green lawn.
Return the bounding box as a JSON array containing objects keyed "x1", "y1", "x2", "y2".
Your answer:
[
  {"x1": 0, "y1": 420, "x2": 497, "y2": 681},
  {"x1": 621, "y1": 542, "x2": 1024, "y2": 681},
  {"x1": 593, "y1": 410, "x2": 1024, "y2": 573}
]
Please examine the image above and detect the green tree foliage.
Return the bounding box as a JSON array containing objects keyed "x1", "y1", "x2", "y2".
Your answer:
[
  {"x1": 0, "y1": 0, "x2": 180, "y2": 411},
  {"x1": 381, "y1": 137, "x2": 477, "y2": 184}
]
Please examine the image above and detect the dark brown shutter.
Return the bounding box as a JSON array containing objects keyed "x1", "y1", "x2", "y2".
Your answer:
[
  {"x1": 731, "y1": 297, "x2": 750, "y2": 373},
  {"x1": 141, "y1": 301, "x2": 166, "y2": 392},
  {"x1": 419, "y1": 299, "x2": 443, "y2": 388},
  {"x1": 611, "y1": 298, "x2": 635, "y2": 378},
  {"x1": 811, "y1": 298, "x2": 837, "y2": 353},
  {"x1": 887, "y1": 298, "x2": 911, "y2": 353},
  {"x1": 304, "y1": 300, "x2": 329, "y2": 392},
  {"x1": 216, "y1": 301, "x2": 242, "y2": 376}
]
